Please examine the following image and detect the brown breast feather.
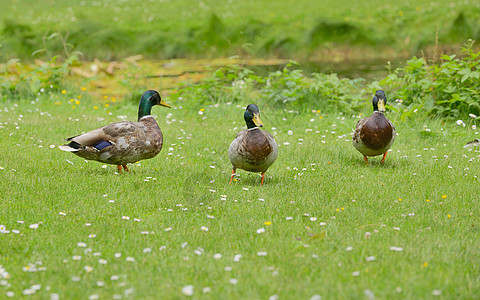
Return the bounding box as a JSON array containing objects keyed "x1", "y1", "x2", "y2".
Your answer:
[
  {"x1": 241, "y1": 130, "x2": 273, "y2": 165},
  {"x1": 360, "y1": 114, "x2": 393, "y2": 150}
]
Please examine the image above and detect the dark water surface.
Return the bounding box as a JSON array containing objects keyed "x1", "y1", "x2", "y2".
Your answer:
[{"x1": 247, "y1": 58, "x2": 406, "y2": 81}]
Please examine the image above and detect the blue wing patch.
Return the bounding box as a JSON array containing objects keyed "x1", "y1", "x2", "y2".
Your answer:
[{"x1": 93, "y1": 140, "x2": 113, "y2": 150}]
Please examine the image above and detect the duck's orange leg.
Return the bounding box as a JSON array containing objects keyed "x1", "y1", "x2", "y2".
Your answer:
[
  {"x1": 260, "y1": 172, "x2": 266, "y2": 186},
  {"x1": 229, "y1": 168, "x2": 236, "y2": 184},
  {"x1": 122, "y1": 164, "x2": 130, "y2": 172},
  {"x1": 117, "y1": 165, "x2": 123, "y2": 173},
  {"x1": 363, "y1": 155, "x2": 369, "y2": 165},
  {"x1": 380, "y1": 152, "x2": 388, "y2": 164}
]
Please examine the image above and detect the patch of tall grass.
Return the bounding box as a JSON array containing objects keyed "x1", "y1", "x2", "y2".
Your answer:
[{"x1": 1, "y1": 0, "x2": 479, "y2": 61}]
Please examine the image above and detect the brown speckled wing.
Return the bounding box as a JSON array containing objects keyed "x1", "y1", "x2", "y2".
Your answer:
[
  {"x1": 101, "y1": 122, "x2": 138, "y2": 140},
  {"x1": 352, "y1": 117, "x2": 368, "y2": 143}
]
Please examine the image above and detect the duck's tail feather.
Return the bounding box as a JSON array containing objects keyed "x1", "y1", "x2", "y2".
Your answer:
[
  {"x1": 59, "y1": 141, "x2": 82, "y2": 152},
  {"x1": 464, "y1": 139, "x2": 480, "y2": 148}
]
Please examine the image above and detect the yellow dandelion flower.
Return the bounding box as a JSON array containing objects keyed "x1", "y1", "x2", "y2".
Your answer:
[
  {"x1": 200, "y1": 108, "x2": 205, "y2": 111},
  {"x1": 105, "y1": 104, "x2": 109, "y2": 107},
  {"x1": 75, "y1": 100, "x2": 80, "y2": 105},
  {"x1": 423, "y1": 262, "x2": 428, "y2": 267},
  {"x1": 81, "y1": 87, "x2": 87, "y2": 91},
  {"x1": 336, "y1": 208, "x2": 340, "y2": 212},
  {"x1": 72, "y1": 105, "x2": 76, "y2": 109},
  {"x1": 69, "y1": 99, "x2": 74, "y2": 103},
  {"x1": 441, "y1": 195, "x2": 447, "y2": 199},
  {"x1": 93, "y1": 106, "x2": 98, "y2": 109},
  {"x1": 78, "y1": 95, "x2": 82, "y2": 99},
  {"x1": 341, "y1": 207, "x2": 344, "y2": 210},
  {"x1": 447, "y1": 214, "x2": 451, "y2": 218},
  {"x1": 316, "y1": 110, "x2": 320, "y2": 113},
  {"x1": 398, "y1": 198, "x2": 402, "y2": 202},
  {"x1": 104, "y1": 96, "x2": 108, "y2": 99},
  {"x1": 319, "y1": 116, "x2": 323, "y2": 119},
  {"x1": 426, "y1": 199, "x2": 430, "y2": 202},
  {"x1": 264, "y1": 221, "x2": 271, "y2": 226},
  {"x1": 61, "y1": 90, "x2": 66, "y2": 94},
  {"x1": 111, "y1": 97, "x2": 116, "y2": 102}
]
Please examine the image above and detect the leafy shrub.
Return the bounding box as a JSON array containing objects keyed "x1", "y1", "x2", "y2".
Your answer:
[
  {"x1": 258, "y1": 61, "x2": 366, "y2": 112},
  {"x1": 307, "y1": 73, "x2": 366, "y2": 112},
  {"x1": 1, "y1": 52, "x2": 82, "y2": 100},
  {"x1": 171, "y1": 61, "x2": 369, "y2": 113},
  {"x1": 172, "y1": 65, "x2": 256, "y2": 108},
  {"x1": 259, "y1": 62, "x2": 307, "y2": 104},
  {"x1": 380, "y1": 39, "x2": 480, "y2": 118}
]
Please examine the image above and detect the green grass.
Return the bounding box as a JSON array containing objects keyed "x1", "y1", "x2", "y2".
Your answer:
[
  {"x1": 0, "y1": 93, "x2": 479, "y2": 299},
  {"x1": 2, "y1": 0, "x2": 480, "y2": 61}
]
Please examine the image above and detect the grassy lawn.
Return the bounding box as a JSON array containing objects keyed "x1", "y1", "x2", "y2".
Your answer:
[{"x1": 0, "y1": 92, "x2": 479, "y2": 298}]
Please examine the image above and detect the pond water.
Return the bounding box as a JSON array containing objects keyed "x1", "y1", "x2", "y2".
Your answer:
[{"x1": 246, "y1": 58, "x2": 406, "y2": 81}]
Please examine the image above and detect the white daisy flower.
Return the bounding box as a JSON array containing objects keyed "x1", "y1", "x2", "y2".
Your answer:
[{"x1": 182, "y1": 285, "x2": 194, "y2": 296}]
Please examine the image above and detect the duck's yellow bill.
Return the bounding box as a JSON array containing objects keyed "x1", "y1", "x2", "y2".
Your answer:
[
  {"x1": 160, "y1": 99, "x2": 171, "y2": 108},
  {"x1": 253, "y1": 113, "x2": 264, "y2": 127},
  {"x1": 377, "y1": 99, "x2": 386, "y2": 112}
]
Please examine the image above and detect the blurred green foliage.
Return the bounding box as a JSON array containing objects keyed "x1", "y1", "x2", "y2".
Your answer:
[
  {"x1": 1, "y1": 52, "x2": 82, "y2": 101},
  {"x1": 1, "y1": 0, "x2": 479, "y2": 61},
  {"x1": 381, "y1": 40, "x2": 480, "y2": 118}
]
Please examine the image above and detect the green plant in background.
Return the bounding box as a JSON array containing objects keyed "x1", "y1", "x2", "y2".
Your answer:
[
  {"x1": 0, "y1": 29, "x2": 83, "y2": 101},
  {"x1": 172, "y1": 64, "x2": 258, "y2": 108},
  {"x1": 0, "y1": 52, "x2": 82, "y2": 101},
  {"x1": 256, "y1": 61, "x2": 367, "y2": 113},
  {"x1": 307, "y1": 73, "x2": 367, "y2": 113},
  {"x1": 260, "y1": 61, "x2": 307, "y2": 104},
  {"x1": 171, "y1": 61, "x2": 371, "y2": 113},
  {"x1": 381, "y1": 39, "x2": 480, "y2": 118}
]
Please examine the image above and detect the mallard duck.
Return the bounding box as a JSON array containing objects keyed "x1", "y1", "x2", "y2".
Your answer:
[
  {"x1": 464, "y1": 139, "x2": 480, "y2": 148},
  {"x1": 59, "y1": 90, "x2": 171, "y2": 172},
  {"x1": 353, "y1": 90, "x2": 396, "y2": 164},
  {"x1": 228, "y1": 104, "x2": 278, "y2": 185}
]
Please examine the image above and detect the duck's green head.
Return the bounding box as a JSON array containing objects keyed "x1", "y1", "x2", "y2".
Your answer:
[
  {"x1": 372, "y1": 90, "x2": 387, "y2": 112},
  {"x1": 244, "y1": 104, "x2": 264, "y2": 129},
  {"x1": 138, "y1": 90, "x2": 171, "y2": 120}
]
